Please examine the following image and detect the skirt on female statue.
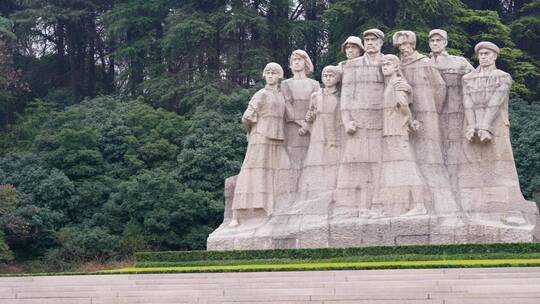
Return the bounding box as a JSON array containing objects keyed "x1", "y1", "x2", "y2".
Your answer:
[
  {"x1": 374, "y1": 135, "x2": 433, "y2": 216},
  {"x1": 232, "y1": 132, "x2": 292, "y2": 215}
]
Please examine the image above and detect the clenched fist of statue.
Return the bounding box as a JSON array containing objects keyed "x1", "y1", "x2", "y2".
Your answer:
[
  {"x1": 345, "y1": 121, "x2": 358, "y2": 134},
  {"x1": 478, "y1": 129, "x2": 493, "y2": 143},
  {"x1": 305, "y1": 111, "x2": 315, "y2": 122},
  {"x1": 465, "y1": 127, "x2": 476, "y2": 142}
]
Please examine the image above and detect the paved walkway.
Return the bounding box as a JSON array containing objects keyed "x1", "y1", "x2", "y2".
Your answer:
[{"x1": 1, "y1": 267, "x2": 540, "y2": 303}]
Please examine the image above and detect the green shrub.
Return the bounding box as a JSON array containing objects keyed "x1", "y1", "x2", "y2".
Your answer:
[{"x1": 135, "y1": 242, "x2": 540, "y2": 263}]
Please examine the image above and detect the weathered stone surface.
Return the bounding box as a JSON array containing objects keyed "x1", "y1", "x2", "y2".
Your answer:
[
  {"x1": 3, "y1": 268, "x2": 540, "y2": 303},
  {"x1": 208, "y1": 33, "x2": 540, "y2": 250}
]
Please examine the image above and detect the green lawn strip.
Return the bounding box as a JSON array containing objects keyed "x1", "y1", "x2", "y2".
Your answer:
[
  {"x1": 3, "y1": 258, "x2": 540, "y2": 277},
  {"x1": 135, "y1": 252, "x2": 540, "y2": 268},
  {"x1": 107, "y1": 258, "x2": 540, "y2": 274},
  {"x1": 136, "y1": 243, "x2": 540, "y2": 263}
]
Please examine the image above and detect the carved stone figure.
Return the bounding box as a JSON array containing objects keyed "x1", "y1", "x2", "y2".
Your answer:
[
  {"x1": 207, "y1": 35, "x2": 540, "y2": 251},
  {"x1": 281, "y1": 50, "x2": 320, "y2": 167},
  {"x1": 297, "y1": 65, "x2": 341, "y2": 200},
  {"x1": 393, "y1": 30, "x2": 460, "y2": 217},
  {"x1": 428, "y1": 29, "x2": 474, "y2": 198},
  {"x1": 337, "y1": 34, "x2": 385, "y2": 215},
  {"x1": 375, "y1": 54, "x2": 430, "y2": 216},
  {"x1": 460, "y1": 42, "x2": 539, "y2": 226},
  {"x1": 229, "y1": 62, "x2": 291, "y2": 227},
  {"x1": 362, "y1": 28, "x2": 385, "y2": 65}
]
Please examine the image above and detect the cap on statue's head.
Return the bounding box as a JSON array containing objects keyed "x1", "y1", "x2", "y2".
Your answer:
[
  {"x1": 341, "y1": 36, "x2": 365, "y2": 55},
  {"x1": 363, "y1": 29, "x2": 385, "y2": 41},
  {"x1": 428, "y1": 29, "x2": 447, "y2": 40},
  {"x1": 474, "y1": 41, "x2": 500, "y2": 55}
]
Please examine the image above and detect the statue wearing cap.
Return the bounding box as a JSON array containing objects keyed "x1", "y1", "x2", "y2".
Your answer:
[
  {"x1": 362, "y1": 28, "x2": 385, "y2": 65},
  {"x1": 335, "y1": 33, "x2": 385, "y2": 216},
  {"x1": 427, "y1": 29, "x2": 474, "y2": 204},
  {"x1": 392, "y1": 30, "x2": 461, "y2": 218},
  {"x1": 458, "y1": 41, "x2": 539, "y2": 226}
]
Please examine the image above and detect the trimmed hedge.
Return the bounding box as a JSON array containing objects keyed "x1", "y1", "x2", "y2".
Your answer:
[
  {"x1": 118, "y1": 258, "x2": 540, "y2": 274},
  {"x1": 135, "y1": 242, "x2": 540, "y2": 264},
  {"x1": 135, "y1": 252, "x2": 540, "y2": 268}
]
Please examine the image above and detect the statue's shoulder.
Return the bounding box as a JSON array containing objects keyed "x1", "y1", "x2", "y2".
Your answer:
[
  {"x1": 420, "y1": 55, "x2": 431, "y2": 62},
  {"x1": 492, "y1": 69, "x2": 513, "y2": 84},
  {"x1": 253, "y1": 88, "x2": 268, "y2": 98},
  {"x1": 310, "y1": 90, "x2": 323, "y2": 99},
  {"x1": 457, "y1": 55, "x2": 471, "y2": 64},
  {"x1": 491, "y1": 69, "x2": 510, "y2": 78},
  {"x1": 281, "y1": 78, "x2": 292, "y2": 86},
  {"x1": 462, "y1": 69, "x2": 477, "y2": 81}
]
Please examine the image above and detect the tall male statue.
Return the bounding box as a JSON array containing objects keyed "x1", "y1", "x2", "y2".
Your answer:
[
  {"x1": 337, "y1": 33, "x2": 384, "y2": 215},
  {"x1": 460, "y1": 42, "x2": 538, "y2": 225},
  {"x1": 428, "y1": 29, "x2": 474, "y2": 196},
  {"x1": 363, "y1": 28, "x2": 385, "y2": 65},
  {"x1": 392, "y1": 31, "x2": 461, "y2": 217}
]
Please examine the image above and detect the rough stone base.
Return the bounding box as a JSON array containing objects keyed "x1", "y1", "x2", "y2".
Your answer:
[
  {"x1": 208, "y1": 177, "x2": 540, "y2": 250},
  {"x1": 208, "y1": 212, "x2": 538, "y2": 250}
]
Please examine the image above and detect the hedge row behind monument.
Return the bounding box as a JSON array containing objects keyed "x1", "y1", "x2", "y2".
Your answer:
[{"x1": 207, "y1": 29, "x2": 540, "y2": 250}]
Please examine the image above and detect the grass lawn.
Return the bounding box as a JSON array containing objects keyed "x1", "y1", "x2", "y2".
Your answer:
[
  {"x1": 101, "y1": 258, "x2": 540, "y2": 274},
  {"x1": 3, "y1": 243, "x2": 540, "y2": 276}
]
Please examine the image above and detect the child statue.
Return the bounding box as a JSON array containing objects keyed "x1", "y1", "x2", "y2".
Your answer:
[
  {"x1": 297, "y1": 65, "x2": 342, "y2": 200},
  {"x1": 375, "y1": 54, "x2": 431, "y2": 217},
  {"x1": 229, "y1": 63, "x2": 291, "y2": 227}
]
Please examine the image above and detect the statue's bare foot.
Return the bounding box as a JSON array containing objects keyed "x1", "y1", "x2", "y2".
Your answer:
[
  {"x1": 228, "y1": 219, "x2": 239, "y2": 227},
  {"x1": 403, "y1": 204, "x2": 427, "y2": 217}
]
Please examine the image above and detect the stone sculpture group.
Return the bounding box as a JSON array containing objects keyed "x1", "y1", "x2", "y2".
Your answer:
[{"x1": 208, "y1": 29, "x2": 540, "y2": 250}]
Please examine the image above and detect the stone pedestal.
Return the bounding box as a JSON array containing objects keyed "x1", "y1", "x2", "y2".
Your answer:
[{"x1": 208, "y1": 179, "x2": 539, "y2": 250}]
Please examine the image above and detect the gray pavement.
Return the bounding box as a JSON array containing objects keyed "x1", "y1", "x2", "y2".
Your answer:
[{"x1": 1, "y1": 267, "x2": 540, "y2": 303}]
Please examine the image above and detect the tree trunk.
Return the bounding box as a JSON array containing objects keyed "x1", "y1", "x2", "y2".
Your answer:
[
  {"x1": 268, "y1": 0, "x2": 291, "y2": 77},
  {"x1": 87, "y1": 14, "x2": 97, "y2": 98}
]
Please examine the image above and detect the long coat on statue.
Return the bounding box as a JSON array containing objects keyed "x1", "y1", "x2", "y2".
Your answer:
[
  {"x1": 400, "y1": 51, "x2": 461, "y2": 215},
  {"x1": 459, "y1": 67, "x2": 537, "y2": 222},
  {"x1": 337, "y1": 55, "x2": 384, "y2": 213}
]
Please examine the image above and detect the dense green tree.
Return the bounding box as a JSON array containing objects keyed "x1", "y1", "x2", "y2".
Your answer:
[
  {"x1": 0, "y1": 0, "x2": 18, "y2": 17},
  {"x1": 104, "y1": 0, "x2": 170, "y2": 96},
  {"x1": 12, "y1": 0, "x2": 114, "y2": 101},
  {"x1": 458, "y1": 8, "x2": 540, "y2": 99},
  {"x1": 323, "y1": 0, "x2": 466, "y2": 64},
  {"x1": 509, "y1": 99, "x2": 540, "y2": 203},
  {"x1": 176, "y1": 109, "x2": 247, "y2": 194},
  {"x1": 0, "y1": 184, "x2": 17, "y2": 263},
  {"x1": 105, "y1": 169, "x2": 221, "y2": 250},
  {"x1": 0, "y1": 0, "x2": 539, "y2": 269},
  {"x1": 510, "y1": 1, "x2": 540, "y2": 99},
  {"x1": 0, "y1": 16, "x2": 28, "y2": 128},
  {"x1": 511, "y1": 1, "x2": 540, "y2": 61}
]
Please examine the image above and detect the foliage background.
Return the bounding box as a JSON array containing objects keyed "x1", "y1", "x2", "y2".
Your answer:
[{"x1": 0, "y1": 0, "x2": 539, "y2": 270}]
